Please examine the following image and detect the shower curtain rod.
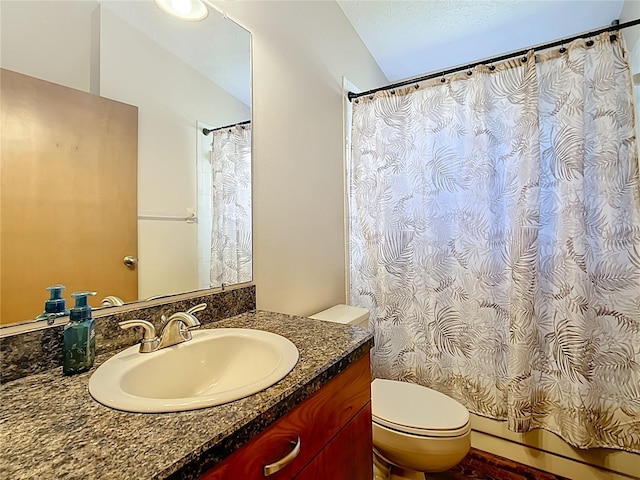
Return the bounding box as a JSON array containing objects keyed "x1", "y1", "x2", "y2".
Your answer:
[
  {"x1": 348, "y1": 17, "x2": 640, "y2": 101},
  {"x1": 202, "y1": 120, "x2": 250, "y2": 135}
]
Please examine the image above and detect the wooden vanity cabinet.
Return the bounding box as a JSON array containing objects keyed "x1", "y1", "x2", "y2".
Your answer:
[{"x1": 199, "y1": 354, "x2": 372, "y2": 480}]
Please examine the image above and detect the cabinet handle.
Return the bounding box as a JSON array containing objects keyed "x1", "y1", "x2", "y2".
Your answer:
[{"x1": 263, "y1": 437, "x2": 301, "y2": 477}]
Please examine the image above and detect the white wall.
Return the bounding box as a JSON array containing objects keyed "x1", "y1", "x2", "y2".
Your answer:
[
  {"x1": 621, "y1": 0, "x2": 640, "y2": 152},
  {"x1": 214, "y1": 0, "x2": 387, "y2": 316},
  {"x1": 621, "y1": 0, "x2": 640, "y2": 66},
  {"x1": 0, "y1": 1, "x2": 97, "y2": 91}
]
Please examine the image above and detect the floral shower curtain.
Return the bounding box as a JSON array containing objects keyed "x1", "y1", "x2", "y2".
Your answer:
[
  {"x1": 349, "y1": 33, "x2": 640, "y2": 452},
  {"x1": 210, "y1": 123, "x2": 252, "y2": 287}
]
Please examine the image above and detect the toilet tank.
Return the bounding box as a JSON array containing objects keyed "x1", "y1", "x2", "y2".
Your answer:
[{"x1": 309, "y1": 304, "x2": 370, "y2": 329}]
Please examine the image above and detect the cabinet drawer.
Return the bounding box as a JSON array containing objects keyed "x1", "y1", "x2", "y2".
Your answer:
[{"x1": 200, "y1": 354, "x2": 371, "y2": 480}]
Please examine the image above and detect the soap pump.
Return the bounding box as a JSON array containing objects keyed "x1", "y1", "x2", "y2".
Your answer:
[
  {"x1": 36, "y1": 284, "x2": 69, "y2": 324},
  {"x1": 63, "y1": 291, "x2": 97, "y2": 376}
]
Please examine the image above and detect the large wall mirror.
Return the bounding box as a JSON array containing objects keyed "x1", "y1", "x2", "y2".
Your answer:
[{"x1": 0, "y1": 0, "x2": 252, "y2": 328}]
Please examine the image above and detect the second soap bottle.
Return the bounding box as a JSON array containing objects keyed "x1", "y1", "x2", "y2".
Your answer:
[{"x1": 63, "y1": 291, "x2": 97, "y2": 376}]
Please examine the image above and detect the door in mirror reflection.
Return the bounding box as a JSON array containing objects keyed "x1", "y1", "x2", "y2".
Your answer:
[{"x1": 0, "y1": 68, "x2": 138, "y2": 324}]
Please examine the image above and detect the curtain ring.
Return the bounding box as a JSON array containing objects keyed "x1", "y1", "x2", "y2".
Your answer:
[
  {"x1": 440, "y1": 73, "x2": 446, "y2": 83},
  {"x1": 489, "y1": 64, "x2": 495, "y2": 71},
  {"x1": 559, "y1": 43, "x2": 566, "y2": 54},
  {"x1": 586, "y1": 37, "x2": 594, "y2": 47},
  {"x1": 610, "y1": 33, "x2": 618, "y2": 42},
  {"x1": 521, "y1": 56, "x2": 528, "y2": 62},
  {"x1": 390, "y1": 90, "x2": 396, "y2": 95},
  {"x1": 466, "y1": 69, "x2": 472, "y2": 76}
]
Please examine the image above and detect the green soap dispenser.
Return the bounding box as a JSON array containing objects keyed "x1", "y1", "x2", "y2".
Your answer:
[
  {"x1": 63, "y1": 291, "x2": 97, "y2": 376},
  {"x1": 36, "y1": 284, "x2": 70, "y2": 323}
]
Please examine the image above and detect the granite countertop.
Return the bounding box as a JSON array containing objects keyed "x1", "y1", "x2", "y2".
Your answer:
[{"x1": 0, "y1": 310, "x2": 373, "y2": 480}]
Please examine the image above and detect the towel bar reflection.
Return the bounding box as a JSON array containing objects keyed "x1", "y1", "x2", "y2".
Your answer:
[{"x1": 138, "y1": 213, "x2": 197, "y2": 223}]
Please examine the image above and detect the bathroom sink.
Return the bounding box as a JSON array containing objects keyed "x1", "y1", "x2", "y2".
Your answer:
[{"x1": 88, "y1": 328, "x2": 299, "y2": 413}]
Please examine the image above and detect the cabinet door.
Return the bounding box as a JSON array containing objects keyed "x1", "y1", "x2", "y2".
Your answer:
[
  {"x1": 295, "y1": 402, "x2": 373, "y2": 480},
  {"x1": 200, "y1": 354, "x2": 371, "y2": 480}
]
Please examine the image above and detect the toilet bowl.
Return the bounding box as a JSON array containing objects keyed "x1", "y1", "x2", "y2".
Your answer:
[
  {"x1": 372, "y1": 378, "x2": 471, "y2": 478},
  {"x1": 310, "y1": 305, "x2": 471, "y2": 479}
]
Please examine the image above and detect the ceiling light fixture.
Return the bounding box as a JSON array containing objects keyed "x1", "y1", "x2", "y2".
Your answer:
[{"x1": 154, "y1": 0, "x2": 208, "y2": 21}]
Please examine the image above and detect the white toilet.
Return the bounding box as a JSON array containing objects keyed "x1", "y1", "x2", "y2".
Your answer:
[{"x1": 310, "y1": 305, "x2": 471, "y2": 480}]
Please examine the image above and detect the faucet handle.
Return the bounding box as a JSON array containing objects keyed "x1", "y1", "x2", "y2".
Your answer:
[
  {"x1": 119, "y1": 319, "x2": 159, "y2": 353},
  {"x1": 186, "y1": 303, "x2": 207, "y2": 316},
  {"x1": 158, "y1": 312, "x2": 200, "y2": 349}
]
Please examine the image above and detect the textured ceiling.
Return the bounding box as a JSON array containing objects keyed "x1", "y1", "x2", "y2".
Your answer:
[{"x1": 337, "y1": 0, "x2": 627, "y2": 83}]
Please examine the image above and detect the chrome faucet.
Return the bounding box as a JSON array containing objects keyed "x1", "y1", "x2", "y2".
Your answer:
[
  {"x1": 118, "y1": 303, "x2": 207, "y2": 353},
  {"x1": 119, "y1": 319, "x2": 160, "y2": 353}
]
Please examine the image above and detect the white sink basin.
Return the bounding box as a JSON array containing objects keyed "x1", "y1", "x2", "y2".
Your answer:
[{"x1": 88, "y1": 328, "x2": 299, "y2": 413}]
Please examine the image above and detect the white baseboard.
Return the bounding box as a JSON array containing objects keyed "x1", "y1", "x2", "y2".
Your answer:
[{"x1": 470, "y1": 414, "x2": 640, "y2": 480}]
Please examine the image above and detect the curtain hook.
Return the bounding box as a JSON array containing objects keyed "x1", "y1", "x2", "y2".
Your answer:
[
  {"x1": 414, "y1": 84, "x2": 420, "y2": 90},
  {"x1": 610, "y1": 19, "x2": 619, "y2": 42}
]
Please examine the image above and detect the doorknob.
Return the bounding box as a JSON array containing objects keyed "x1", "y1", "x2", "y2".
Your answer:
[{"x1": 123, "y1": 256, "x2": 138, "y2": 268}]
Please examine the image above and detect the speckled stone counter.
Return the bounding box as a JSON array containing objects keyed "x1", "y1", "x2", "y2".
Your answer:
[{"x1": 0, "y1": 311, "x2": 373, "y2": 480}]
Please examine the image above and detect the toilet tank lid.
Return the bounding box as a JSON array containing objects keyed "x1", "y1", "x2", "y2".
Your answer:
[
  {"x1": 308, "y1": 304, "x2": 370, "y2": 325},
  {"x1": 372, "y1": 379, "x2": 470, "y2": 433}
]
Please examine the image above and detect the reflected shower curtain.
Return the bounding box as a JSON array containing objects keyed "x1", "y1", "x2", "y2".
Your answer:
[
  {"x1": 210, "y1": 124, "x2": 252, "y2": 287},
  {"x1": 349, "y1": 33, "x2": 640, "y2": 452}
]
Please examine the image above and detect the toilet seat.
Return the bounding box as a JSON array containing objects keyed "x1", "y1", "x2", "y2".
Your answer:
[{"x1": 372, "y1": 379, "x2": 471, "y2": 438}]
